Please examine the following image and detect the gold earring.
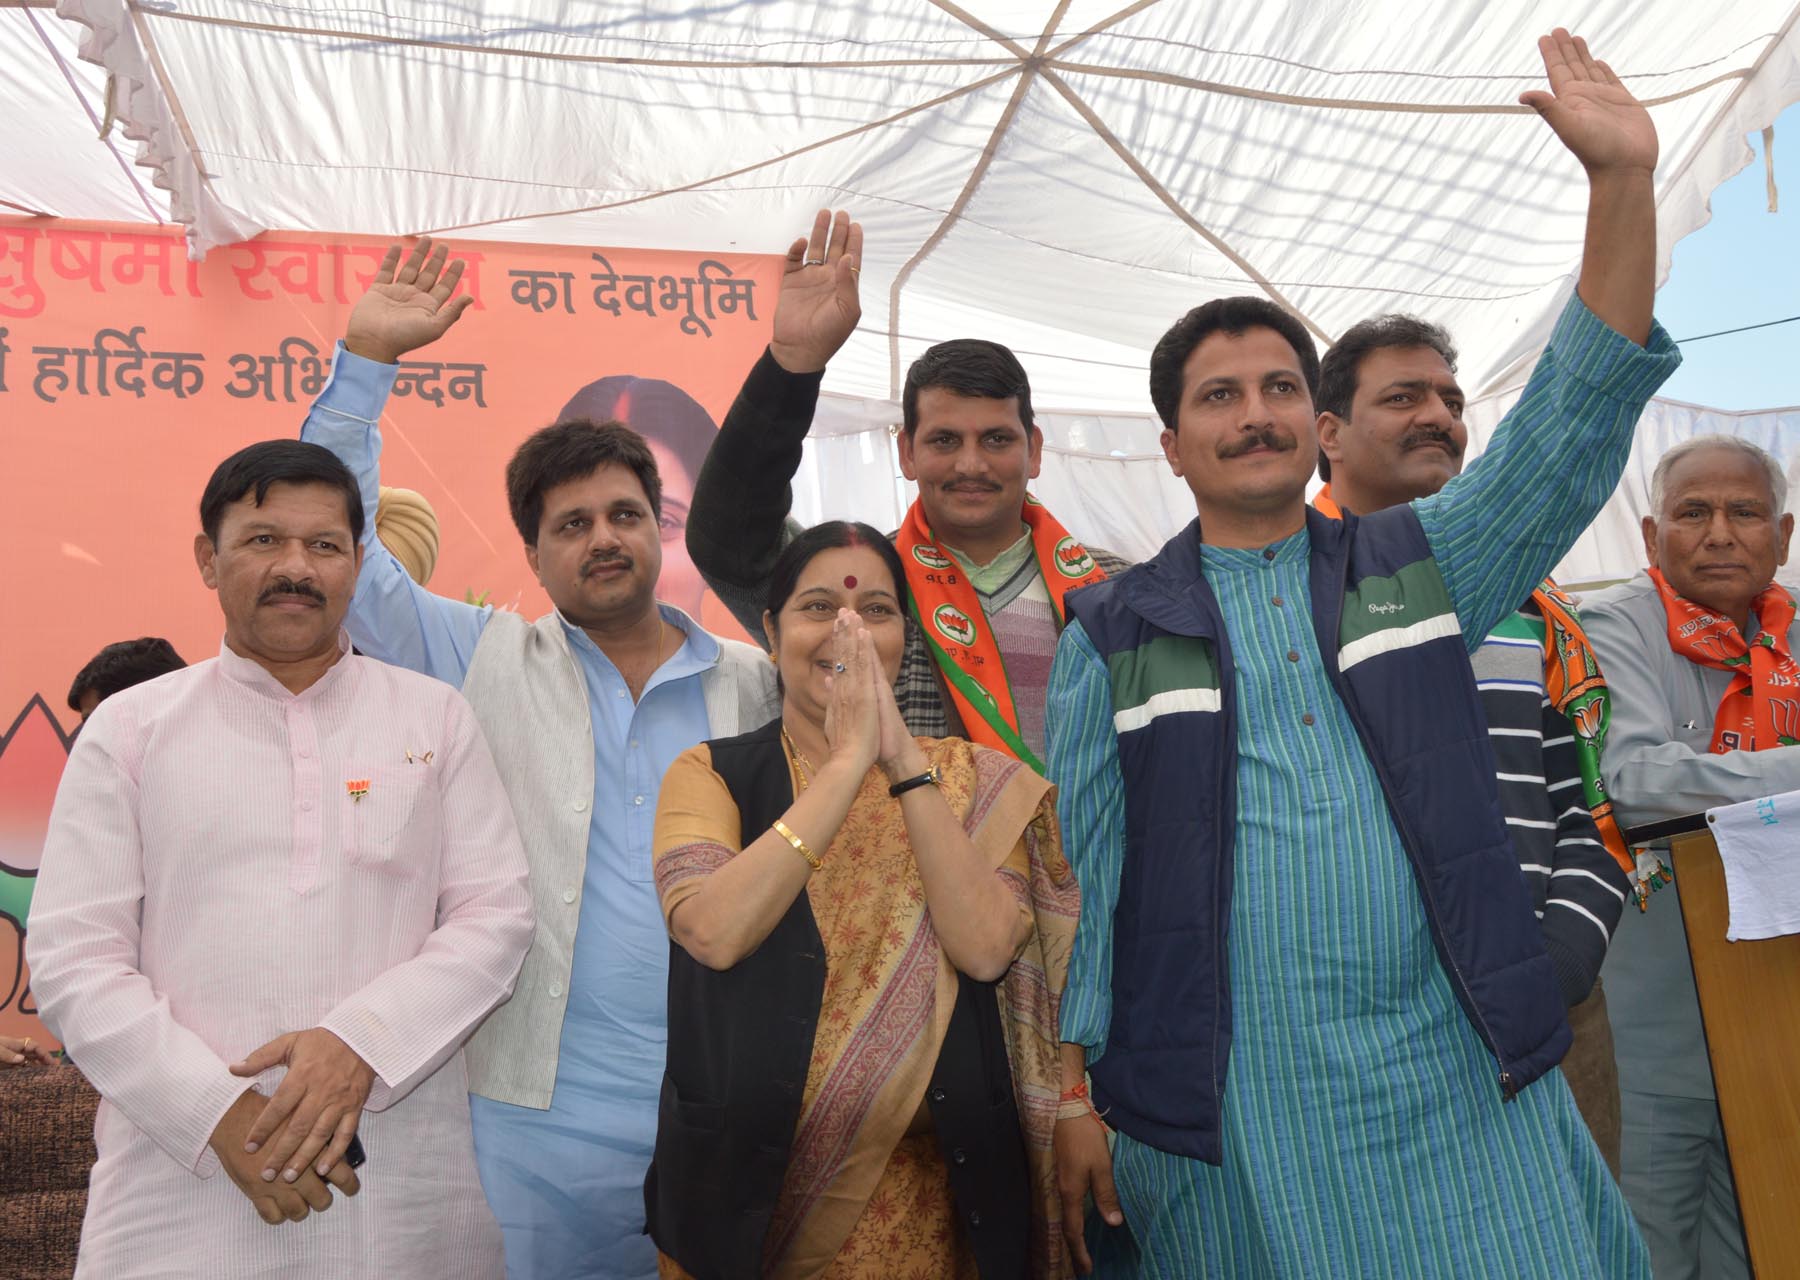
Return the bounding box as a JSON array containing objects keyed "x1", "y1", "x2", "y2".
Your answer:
[{"x1": 768, "y1": 650, "x2": 778, "y2": 663}]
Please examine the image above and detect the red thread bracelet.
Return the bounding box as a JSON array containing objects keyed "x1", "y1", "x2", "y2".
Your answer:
[{"x1": 1057, "y1": 1080, "x2": 1109, "y2": 1131}]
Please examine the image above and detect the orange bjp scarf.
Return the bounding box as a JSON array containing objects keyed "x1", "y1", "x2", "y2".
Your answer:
[
  {"x1": 1534, "y1": 580, "x2": 1633, "y2": 878},
  {"x1": 1649, "y1": 566, "x2": 1800, "y2": 752},
  {"x1": 895, "y1": 496, "x2": 1105, "y2": 772}
]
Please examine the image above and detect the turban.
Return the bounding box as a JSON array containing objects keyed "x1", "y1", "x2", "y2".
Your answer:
[{"x1": 375, "y1": 485, "x2": 440, "y2": 586}]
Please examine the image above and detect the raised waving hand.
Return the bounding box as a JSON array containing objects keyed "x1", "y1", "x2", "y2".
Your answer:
[{"x1": 768, "y1": 209, "x2": 864, "y2": 375}]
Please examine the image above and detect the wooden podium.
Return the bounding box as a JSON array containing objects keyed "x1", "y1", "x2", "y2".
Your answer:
[{"x1": 1640, "y1": 818, "x2": 1800, "y2": 1278}]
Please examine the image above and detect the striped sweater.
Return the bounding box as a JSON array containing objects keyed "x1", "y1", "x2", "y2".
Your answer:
[{"x1": 1473, "y1": 601, "x2": 1631, "y2": 1006}]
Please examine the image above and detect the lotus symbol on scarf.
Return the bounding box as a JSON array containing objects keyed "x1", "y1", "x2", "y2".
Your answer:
[
  {"x1": 933, "y1": 604, "x2": 977, "y2": 648},
  {"x1": 1053, "y1": 537, "x2": 1096, "y2": 579},
  {"x1": 1771, "y1": 697, "x2": 1800, "y2": 747},
  {"x1": 1571, "y1": 695, "x2": 1607, "y2": 744},
  {"x1": 1691, "y1": 633, "x2": 1731, "y2": 662}
]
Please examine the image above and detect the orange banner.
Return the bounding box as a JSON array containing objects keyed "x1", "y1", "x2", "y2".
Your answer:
[{"x1": 0, "y1": 219, "x2": 780, "y2": 1048}]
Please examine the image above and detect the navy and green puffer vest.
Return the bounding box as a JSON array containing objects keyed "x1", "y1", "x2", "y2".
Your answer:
[{"x1": 1067, "y1": 505, "x2": 1570, "y2": 1164}]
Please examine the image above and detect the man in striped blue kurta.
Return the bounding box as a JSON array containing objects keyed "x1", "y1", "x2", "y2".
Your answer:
[{"x1": 1046, "y1": 31, "x2": 1681, "y2": 1277}]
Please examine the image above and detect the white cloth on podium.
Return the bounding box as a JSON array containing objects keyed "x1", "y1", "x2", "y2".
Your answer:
[{"x1": 1707, "y1": 789, "x2": 1800, "y2": 941}]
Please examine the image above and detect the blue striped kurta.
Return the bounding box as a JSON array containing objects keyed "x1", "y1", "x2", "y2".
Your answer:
[{"x1": 1047, "y1": 295, "x2": 1678, "y2": 1277}]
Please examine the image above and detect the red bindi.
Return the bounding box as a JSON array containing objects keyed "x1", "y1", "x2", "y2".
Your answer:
[{"x1": 844, "y1": 575, "x2": 858, "y2": 588}]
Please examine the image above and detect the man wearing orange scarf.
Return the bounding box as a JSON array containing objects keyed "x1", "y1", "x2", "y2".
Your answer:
[
  {"x1": 1582, "y1": 435, "x2": 1798, "y2": 1280},
  {"x1": 1311, "y1": 313, "x2": 1636, "y2": 1175},
  {"x1": 688, "y1": 210, "x2": 1127, "y2": 772}
]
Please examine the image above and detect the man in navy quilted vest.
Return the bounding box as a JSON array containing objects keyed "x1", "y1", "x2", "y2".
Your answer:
[{"x1": 1045, "y1": 30, "x2": 1680, "y2": 1278}]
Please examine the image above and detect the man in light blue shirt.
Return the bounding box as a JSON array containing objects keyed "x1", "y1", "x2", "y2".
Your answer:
[{"x1": 299, "y1": 242, "x2": 777, "y2": 1279}]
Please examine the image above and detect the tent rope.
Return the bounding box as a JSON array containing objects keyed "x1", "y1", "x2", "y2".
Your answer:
[
  {"x1": 886, "y1": 0, "x2": 1076, "y2": 396},
  {"x1": 1039, "y1": 66, "x2": 1336, "y2": 347}
]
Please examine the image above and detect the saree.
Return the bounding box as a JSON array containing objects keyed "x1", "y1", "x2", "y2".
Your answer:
[{"x1": 655, "y1": 735, "x2": 1079, "y2": 1279}]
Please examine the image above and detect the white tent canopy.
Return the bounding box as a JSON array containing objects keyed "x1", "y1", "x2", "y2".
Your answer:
[{"x1": 7, "y1": 0, "x2": 1800, "y2": 577}]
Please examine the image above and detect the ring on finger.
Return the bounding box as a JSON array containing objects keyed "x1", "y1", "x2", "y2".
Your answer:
[{"x1": 804, "y1": 257, "x2": 825, "y2": 266}]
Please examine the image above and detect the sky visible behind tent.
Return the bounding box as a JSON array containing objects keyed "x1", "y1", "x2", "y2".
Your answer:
[{"x1": 1656, "y1": 103, "x2": 1798, "y2": 411}]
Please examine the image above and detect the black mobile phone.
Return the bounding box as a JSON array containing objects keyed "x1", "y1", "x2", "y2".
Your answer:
[{"x1": 345, "y1": 1134, "x2": 367, "y2": 1170}]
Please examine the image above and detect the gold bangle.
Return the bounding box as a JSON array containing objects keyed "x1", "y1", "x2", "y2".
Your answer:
[{"x1": 772, "y1": 819, "x2": 822, "y2": 871}]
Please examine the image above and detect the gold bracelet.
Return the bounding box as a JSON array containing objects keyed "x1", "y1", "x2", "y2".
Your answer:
[{"x1": 772, "y1": 819, "x2": 822, "y2": 871}]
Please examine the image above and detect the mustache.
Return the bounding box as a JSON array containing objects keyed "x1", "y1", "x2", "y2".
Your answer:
[
  {"x1": 581, "y1": 552, "x2": 634, "y2": 577},
  {"x1": 1218, "y1": 427, "x2": 1296, "y2": 459},
  {"x1": 258, "y1": 577, "x2": 325, "y2": 605},
  {"x1": 1401, "y1": 426, "x2": 1463, "y2": 458}
]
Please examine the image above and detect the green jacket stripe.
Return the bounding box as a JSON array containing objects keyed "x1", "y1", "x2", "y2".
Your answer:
[
  {"x1": 1107, "y1": 634, "x2": 1221, "y2": 732},
  {"x1": 1338, "y1": 557, "x2": 1462, "y2": 672}
]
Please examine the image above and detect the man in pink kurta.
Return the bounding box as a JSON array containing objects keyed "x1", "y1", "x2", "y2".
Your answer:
[{"x1": 28, "y1": 440, "x2": 534, "y2": 1277}]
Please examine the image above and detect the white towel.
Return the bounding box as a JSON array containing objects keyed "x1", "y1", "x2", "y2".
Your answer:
[{"x1": 1707, "y1": 790, "x2": 1800, "y2": 941}]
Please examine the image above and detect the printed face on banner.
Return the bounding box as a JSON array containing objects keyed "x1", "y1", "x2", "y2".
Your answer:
[{"x1": 0, "y1": 219, "x2": 781, "y2": 1050}]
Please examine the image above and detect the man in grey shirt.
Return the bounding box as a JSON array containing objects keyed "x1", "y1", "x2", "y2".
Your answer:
[{"x1": 1583, "y1": 433, "x2": 1799, "y2": 1280}]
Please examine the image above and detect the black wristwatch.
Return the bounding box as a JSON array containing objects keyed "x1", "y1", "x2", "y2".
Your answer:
[{"x1": 887, "y1": 764, "x2": 942, "y2": 798}]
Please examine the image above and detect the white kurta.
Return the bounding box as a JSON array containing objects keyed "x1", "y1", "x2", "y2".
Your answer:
[{"x1": 27, "y1": 636, "x2": 534, "y2": 1278}]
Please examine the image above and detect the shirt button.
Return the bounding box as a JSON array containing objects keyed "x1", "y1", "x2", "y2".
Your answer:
[
  {"x1": 562, "y1": 889, "x2": 577, "y2": 904},
  {"x1": 951, "y1": 1148, "x2": 968, "y2": 1166},
  {"x1": 1262, "y1": 548, "x2": 1276, "y2": 561},
  {"x1": 297, "y1": 745, "x2": 312, "y2": 759},
  {"x1": 300, "y1": 798, "x2": 314, "y2": 811},
  {"x1": 929, "y1": 1087, "x2": 947, "y2": 1103},
  {"x1": 573, "y1": 798, "x2": 589, "y2": 812},
  {"x1": 629, "y1": 740, "x2": 640, "y2": 750},
  {"x1": 616, "y1": 689, "x2": 627, "y2": 698},
  {"x1": 968, "y1": 1210, "x2": 983, "y2": 1229},
  {"x1": 1301, "y1": 713, "x2": 1316, "y2": 726},
  {"x1": 1271, "y1": 596, "x2": 1284, "y2": 607},
  {"x1": 548, "y1": 982, "x2": 564, "y2": 998},
  {"x1": 633, "y1": 795, "x2": 645, "y2": 806},
  {"x1": 1287, "y1": 650, "x2": 1300, "y2": 663}
]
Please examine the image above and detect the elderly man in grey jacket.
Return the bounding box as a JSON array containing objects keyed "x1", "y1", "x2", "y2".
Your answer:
[
  {"x1": 1584, "y1": 433, "x2": 1798, "y2": 1280},
  {"x1": 298, "y1": 241, "x2": 778, "y2": 1280}
]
